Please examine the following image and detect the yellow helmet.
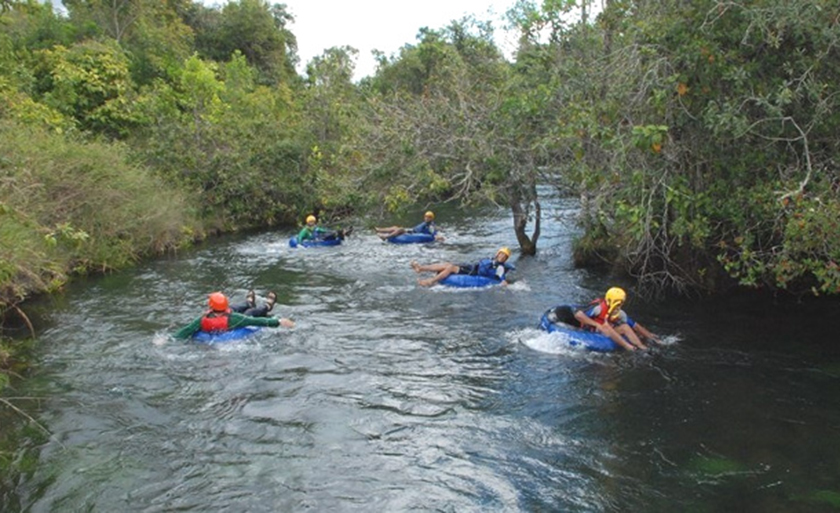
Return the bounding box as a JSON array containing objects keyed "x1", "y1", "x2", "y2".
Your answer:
[
  {"x1": 424, "y1": 211, "x2": 435, "y2": 219},
  {"x1": 497, "y1": 247, "x2": 511, "y2": 258},
  {"x1": 306, "y1": 215, "x2": 316, "y2": 224},
  {"x1": 605, "y1": 287, "x2": 626, "y2": 315}
]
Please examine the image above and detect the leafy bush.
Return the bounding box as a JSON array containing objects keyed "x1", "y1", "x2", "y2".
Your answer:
[{"x1": 0, "y1": 119, "x2": 194, "y2": 305}]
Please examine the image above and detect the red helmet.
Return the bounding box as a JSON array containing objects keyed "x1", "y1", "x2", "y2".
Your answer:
[{"x1": 208, "y1": 292, "x2": 229, "y2": 312}]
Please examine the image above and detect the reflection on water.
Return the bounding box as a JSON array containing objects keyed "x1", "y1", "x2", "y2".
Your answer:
[{"x1": 4, "y1": 199, "x2": 840, "y2": 512}]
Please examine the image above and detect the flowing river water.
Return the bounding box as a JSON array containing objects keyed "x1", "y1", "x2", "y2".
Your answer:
[{"x1": 3, "y1": 198, "x2": 840, "y2": 512}]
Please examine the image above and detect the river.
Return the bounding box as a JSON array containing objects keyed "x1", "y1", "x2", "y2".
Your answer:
[{"x1": 3, "y1": 198, "x2": 840, "y2": 512}]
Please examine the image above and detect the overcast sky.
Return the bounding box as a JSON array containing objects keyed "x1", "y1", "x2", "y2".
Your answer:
[
  {"x1": 48, "y1": 0, "x2": 523, "y2": 81},
  {"x1": 205, "y1": 0, "x2": 519, "y2": 81}
]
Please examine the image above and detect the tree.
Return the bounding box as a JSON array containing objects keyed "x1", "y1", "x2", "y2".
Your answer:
[
  {"x1": 534, "y1": 0, "x2": 840, "y2": 296},
  {"x1": 31, "y1": 39, "x2": 138, "y2": 137},
  {"x1": 304, "y1": 46, "x2": 358, "y2": 143},
  {"x1": 64, "y1": 0, "x2": 143, "y2": 42},
  {"x1": 0, "y1": 0, "x2": 77, "y2": 50},
  {"x1": 128, "y1": 50, "x2": 309, "y2": 228},
  {"x1": 63, "y1": 0, "x2": 195, "y2": 84},
  {"x1": 357, "y1": 18, "x2": 550, "y2": 253},
  {"x1": 189, "y1": 0, "x2": 298, "y2": 86}
]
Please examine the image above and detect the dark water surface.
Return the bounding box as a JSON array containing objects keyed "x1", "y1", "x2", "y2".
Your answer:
[{"x1": 4, "y1": 199, "x2": 840, "y2": 512}]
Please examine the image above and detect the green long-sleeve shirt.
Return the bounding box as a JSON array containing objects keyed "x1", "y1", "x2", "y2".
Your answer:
[
  {"x1": 173, "y1": 312, "x2": 280, "y2": 339},
  {"x1": 297, "y1": 226, "x2": 329, "y2": 241}
]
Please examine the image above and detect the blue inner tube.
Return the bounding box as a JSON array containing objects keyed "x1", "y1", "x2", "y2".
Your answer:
[
  {"x1": 193, "y1": 326, "x2": 262, "y2": 344},
  {"x1": 289, "y1": 236, "x2": 342, "y2": 248},
  {"x1": 538, "y1": 312, "x2": 621, "y2": 352},
  {"x1": 386, "y1": 232, "x2": 436, "y2": 244},
  {"x1": 439, "y1": 274, "x2": 501, "y2": 288}
]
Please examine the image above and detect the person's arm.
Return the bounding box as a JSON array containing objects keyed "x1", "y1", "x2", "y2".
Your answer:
[
  {"x1": 279, "y1": 318, "x2": 295, "y2": 328},
  {"x1": 431, "y1": 223, "x2": 444, "y2": 240},
  {"x1": 632, "y1": 322, "x2": 662, "y2": 344},
  {"x1": 173, "y1": 317, "x2": 202, "y2": 339},
  {"x1": 574, "y1": 309, "x2": 636, "y2": 351},
  {"x1": 227, "y1": 312, "x2": 280, "y2": 329},
  {"x1": 297, "y1": 227, "x2": 311, "y2": 240},
  {"x1": 412, "y1": 222, "x2": 430, "y2": 234},
  {"x1": 573, "y1": 309, "x2": 601, "y2": 330},
  {"x1": 497, "y1": 266, "x2": 509, "y2": 285}
]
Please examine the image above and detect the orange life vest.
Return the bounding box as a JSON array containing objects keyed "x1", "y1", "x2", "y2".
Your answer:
[
  {"x1": 588, "y1": 298, "x2": 610, "y2": 325},
  {"x1": 200, "y1": 311, "x2": 230, "y2": 332}
]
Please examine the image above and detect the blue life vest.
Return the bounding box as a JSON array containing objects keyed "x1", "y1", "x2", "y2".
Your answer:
[
  {"x1": 475, "y1": 258, "x2": 510, "y2": 280},
  {"x1": 411, "y1": 221, "x2": 436, "y2": 235}
]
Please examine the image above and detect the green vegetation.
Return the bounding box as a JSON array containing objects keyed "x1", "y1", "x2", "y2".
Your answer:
[
  {"x1": 2, "y1": 0, "x2": 840, "y2": 386},
  {"x1": 688, "y1": 455, "x2": 747, "y2": 477},
  {"x1": 0, "y1": 120, "x2": 191, "y2": 302},
  {"x1": 560, "y1": 0, "x2": 840, "y2": 298},
  {"x1": 798, "y1": 490, "x2": 840, "y2": 508}
]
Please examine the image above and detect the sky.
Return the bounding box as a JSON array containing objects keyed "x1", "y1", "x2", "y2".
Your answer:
[
  {"x1": 205, "y1": 0, "x2": 519, "y2": 81},
  {"x1": 48, "y1": 0, "x2": 523, "y2": 81}
]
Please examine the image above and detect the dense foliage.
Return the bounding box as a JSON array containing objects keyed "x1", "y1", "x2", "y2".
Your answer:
[
  {"x1": 491, "y1": 0, "x2": 840, "y2": 297},
  {"x1": 1, "y1": 0, "x2": 839, "y2": 331}
]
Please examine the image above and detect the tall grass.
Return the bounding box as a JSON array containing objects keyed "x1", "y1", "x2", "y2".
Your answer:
[{"x1": 0, "y1": 119, "x2": 197, "y2": 306}]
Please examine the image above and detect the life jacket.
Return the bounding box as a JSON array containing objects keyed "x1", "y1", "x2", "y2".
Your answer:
[
  {"x1": 413, "y1": 221, "x2": 435, "y2": 235},
  {"x1": 587, "y1": 298, "x2": 611, "y2": 325},
  {"x1": 200, "y1": 310, "x2": 230, "y2": 332},
  {"x1": 476, "y1": 258, "x2": 508, "y2": 280}
]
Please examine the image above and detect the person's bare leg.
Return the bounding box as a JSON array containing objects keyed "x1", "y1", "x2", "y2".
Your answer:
[
  {"x1": 418, "y1": 264, "x2": 458, "y2": 286},
  {"x1": 411, "y1": 261, "x2": 451, "y2": 273},
  {"x1": 597, "y1": 323, "x2": 636, "y2": 351},
  {"x1": 378, "y1": 228, "x2": 406, "y2": 240},
  {"x1": 615, "y1": 324, "x2": 647, "y2": 349}
]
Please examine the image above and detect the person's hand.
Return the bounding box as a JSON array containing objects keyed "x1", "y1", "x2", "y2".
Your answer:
[{"x1": 280, "y1": 318, "x2": 295, "y2": 328}]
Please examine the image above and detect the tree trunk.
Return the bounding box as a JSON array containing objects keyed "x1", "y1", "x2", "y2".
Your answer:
[{"x1": 510, "y1": 182, "x2": 540, "y2": 256}]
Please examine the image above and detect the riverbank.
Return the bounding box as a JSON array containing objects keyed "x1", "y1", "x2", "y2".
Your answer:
[
  {"x1": 0, "y1": 120, "x2": 188, "y2": 390},
  {"x1": 0, "y1": 120, "x2": 198, "y2": 306}
]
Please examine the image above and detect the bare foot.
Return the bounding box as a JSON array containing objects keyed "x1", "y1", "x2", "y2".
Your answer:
[
  {"x1": 280, "y1": 318, "x2": 295, "y2": 328},
  {"x1": 418, "y1": 278, "x2": 434, "y2": 287},
  {"x1": 410, "y1": 261, "x2": 421, "y2": 273}
]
